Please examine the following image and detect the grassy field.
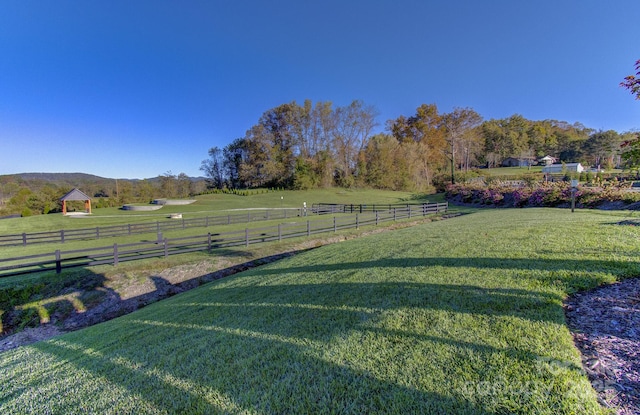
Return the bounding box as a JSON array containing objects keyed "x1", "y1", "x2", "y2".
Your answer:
[
  {"x1": 0, "y1": 188, "x2": 434, "y2": 235},
  {"x1": 0, "y1": 189, "x2": 448, "y2": 265},
  {"x1": 1, "y1": 207, "x2": 638, "y2": 414},
  {"x1": 481, "y1": 166, "x2": 544, "y2": 176}
]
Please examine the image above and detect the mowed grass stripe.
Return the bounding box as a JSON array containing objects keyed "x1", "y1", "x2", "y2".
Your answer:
[{"x1": 2, "y1": 208, "x2": 637, "y2": 414}]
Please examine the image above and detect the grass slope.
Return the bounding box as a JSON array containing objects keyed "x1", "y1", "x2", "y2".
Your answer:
[
  {"x1": 0, "y1": 188, "x2": 431, "y2": 235},
  {"x1": 2, "y1": 208, "x2": 639, "y2": 414}
]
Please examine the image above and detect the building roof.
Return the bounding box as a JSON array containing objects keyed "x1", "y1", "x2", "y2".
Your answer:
[
  {"x1": 60, "y1": 188, "x2": 91, "y2": 201},
  {"x1": 541, "y1": 163, "x2": 584, "y2": 173}
]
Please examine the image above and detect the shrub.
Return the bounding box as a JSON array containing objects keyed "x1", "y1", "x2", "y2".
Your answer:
[{"x1": 447, "y1": 182, "x2": 638, "y2": 209}]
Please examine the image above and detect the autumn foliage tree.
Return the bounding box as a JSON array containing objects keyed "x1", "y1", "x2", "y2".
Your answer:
[
  {"x1": 620, "y1": 59, "x2": 640, "y2": 171},
  {"x1": 199, "y1": 96, "x2": 635, "y2": 193},
  {"x1": 620, "y1": 59, "x2": 640, "y2": 99}
]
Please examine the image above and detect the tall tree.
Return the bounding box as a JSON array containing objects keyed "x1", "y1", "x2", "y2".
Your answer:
[
  {"x1": 159, "y1": 171, "x2": 178, "y2": 198},
  {"x1": 331, "y1": 100, "x2": 378, "y2": 187},
  {"x1": 223, "y1": 138, "x2": 248, "y2": 188},
  {"x1": 363, "y1": 133, "x2": 398, "y2": 189},
  {"x1": 442, "y1": 107, "x2": 482, "y2": 183},
  {"x1": 388, "y1": 103, "x2": 446, "y2": 186},
  {"x1": 176, "y1": 173, "x2": 192, "y2": 198},
  {"x1": 582, "y1": 130, "x2": 622, "y2": 169},
  {"x1": 200, "y1": 146, "x2": 226, "y2": 189},
  {"x1": 291, "y1": 100, "x2": 335, "y2": 188},
  {"x1": 240, "y1": 102, "x2": 301, "y2": 188}
]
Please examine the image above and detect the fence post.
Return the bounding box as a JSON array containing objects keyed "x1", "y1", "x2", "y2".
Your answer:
[
  {"x1": 376, "y1": 211, "x2": 379, "y2": 226},
  {"x1": 408, "y1": 205, "x2": 412, "y2": 219},
  {"x1": 307, "y1": 221, "x2": 311, "y2": 236},
  {"x1": 113, "y1": 244, "x2": 118, "y2": 266},
  {"x1": 61, "y1": 229, "x2": 65, "y2": 243},
  {"x1": 334, "y1": 217, "x2": 337, "y2": 232},
  {"x1": 22, "y1": 233, "x2": 27, "y2": 246},
  {"x1": 164, "y1": 239, "x2": 169, "y2": 257},
  {"x1": 55, "y1": 250, "x2": 61, "y2": 274},
  {"x1": 393, "y1": 208, "x2": 396, "y2": 221},
  {"x1": 128, "y1": 224, "x2": 131, "y2": 235},
  {"x1": 207, "y1": 233, "x2": 212, "y2": 250},
  {"x1": 278, "y1": 223, "x2": 282, "y2": 242},
  {"x1": 356, "y1": 214, "x2": 359, "y2": 229},
  {"x1": 245, "y1": 228, "x2": 249, "y2": 247}
]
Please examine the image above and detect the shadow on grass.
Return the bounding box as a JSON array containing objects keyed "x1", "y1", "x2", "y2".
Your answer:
[
  {"x1": 22, "y1": 269, "x2": 596, "y2": 413},
  {"x1": 255, "y1": 255, "x2": 636, "y2": 276},
  {"x1": 8, "y1": 254, "x2": 604, "y2": 413},
  {"x1": 254, "y1": 255, "x2": 640, "y2": 293},
  {"x1": 29, "y1": 298, "x2": 508, "y2": 414},
  {"x1": 0, "y1": 248, "x2": 306, "y2": 339},
  {"x1": 3, "y1": 247, "x2": 622, "y2": 412}
]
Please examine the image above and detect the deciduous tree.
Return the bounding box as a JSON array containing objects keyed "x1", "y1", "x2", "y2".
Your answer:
[
  {"x1": 331, "y1": 100, "x2": 378, "y2": 187},
  {"x1": 442, "y1": 107, "x2": 482, "y2": 184},
  {"x1": 200, "y1": 146, "x2": 226, "y2": 189},
  {"x1": 388, "y1": 103, "x2": 446, "y2": 186},
  {"x1": 620, "y1": 59, "x2": 640, "y2": 99}
]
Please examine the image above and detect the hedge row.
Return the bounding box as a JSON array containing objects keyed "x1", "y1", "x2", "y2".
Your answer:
[{"x1": 446, "y1": 182, "x2": 640, "y2": 209}]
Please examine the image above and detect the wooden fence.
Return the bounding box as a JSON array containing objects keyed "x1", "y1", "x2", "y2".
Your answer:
[
  {"x1": 311, "y1": 202, "x2": 436, "y2": 215},
  {"x1": 0, "y1": 208, "x2": 306, "y2": 247},
  {"x1": 0, "y1": 203, "x2": 444, "y2": 247},
  {"x1": 0, "y1": 203, "x2": 447, "y2": 277}
]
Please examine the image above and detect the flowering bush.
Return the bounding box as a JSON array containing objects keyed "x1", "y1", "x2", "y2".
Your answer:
[{"x1": 446, "y1": 181, "x2": 640, "y2": 209}]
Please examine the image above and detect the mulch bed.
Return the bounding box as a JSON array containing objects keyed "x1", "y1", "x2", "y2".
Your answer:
[{"x1": 565, "y1": 277, "x2": 640, "y2": 415}]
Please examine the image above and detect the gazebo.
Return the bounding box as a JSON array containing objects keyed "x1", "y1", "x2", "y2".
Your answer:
[{"x1": 60, "y1": 188, "x2": 92, "y2": 215}]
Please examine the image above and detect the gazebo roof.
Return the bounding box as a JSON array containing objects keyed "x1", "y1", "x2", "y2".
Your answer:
[{"x1": 60, "y1": 188, "x2": 91, "y2": 201}]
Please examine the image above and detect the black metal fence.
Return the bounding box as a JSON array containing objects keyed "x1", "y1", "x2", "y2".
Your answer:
[{"x1": 0, "y1": 202, "x2": 447, "y2": 277}]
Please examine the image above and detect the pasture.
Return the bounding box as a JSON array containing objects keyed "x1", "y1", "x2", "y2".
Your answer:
[
  {"x1": 0, "y1": 188, "x2": 433, "y2": 234},
  {"x1": 1, "y1": 206, "x2": 638, "y2": 414}
]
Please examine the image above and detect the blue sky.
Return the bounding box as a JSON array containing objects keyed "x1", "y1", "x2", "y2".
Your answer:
[{"x1": 1, "y1": 0, "x2": 639, "y2": 179}]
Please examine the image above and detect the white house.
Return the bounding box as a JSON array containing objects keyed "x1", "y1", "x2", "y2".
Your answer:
[
  {"x1": 541, "y1": 163, "x2": 584, "y2": 174},
  {"x1": 539, "y1": 155, "x2": 556, "y2": 166}
]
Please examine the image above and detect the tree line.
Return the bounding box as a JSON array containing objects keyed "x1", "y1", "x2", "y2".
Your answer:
[
  {"x1": 3, "y1": 60, "x2": 637, "y2": 217},
  {"x1": 201, "y1": 99, "x2": 637, "y2": 192}
]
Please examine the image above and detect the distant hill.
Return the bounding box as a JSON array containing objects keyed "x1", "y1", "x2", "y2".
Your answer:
[
  {"x1": 1, "y1": 173, "x2": 207, "y2": 184},
  {"x1": 11, "y1": 172, "x2": 116, "y2": 183}
]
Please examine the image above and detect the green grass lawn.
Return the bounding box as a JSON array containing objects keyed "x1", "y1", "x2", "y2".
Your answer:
[
  {"x1": 481, "y1": 166, "x2": 544, "y2": 176},
  {"x1": 0, "y1": 190, "x2": 450, "y2": 261},
  {"x1": 2, "y1": 208, "x2": 638, "y2": 414},
  {"x1": 0, "y1": 188, "x2": 434, "y2": 235}
]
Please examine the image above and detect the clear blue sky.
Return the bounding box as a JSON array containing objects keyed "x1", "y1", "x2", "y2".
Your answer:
[{"x1": 1, "y1": 0, "x2": 639, "y2": 179}]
